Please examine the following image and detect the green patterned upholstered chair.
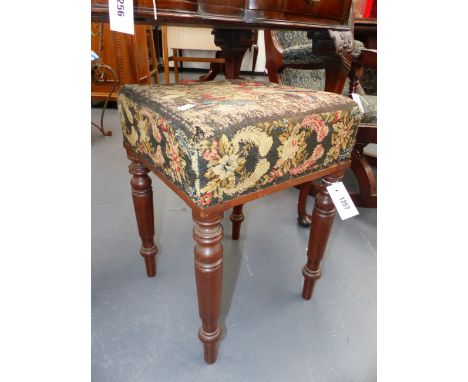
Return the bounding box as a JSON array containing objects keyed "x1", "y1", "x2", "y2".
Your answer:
[
  {"x1": 118, "y1": 80, "x2": 362, "y2": 363},
  {"x1": 265, "y1": 29, "x2": 377, "y2": 211}
]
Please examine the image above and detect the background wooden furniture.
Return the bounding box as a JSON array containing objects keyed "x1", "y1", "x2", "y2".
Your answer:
[
  {"x1": 92, "y1": 0, "x2": 356, "y2": 92},
  {"x1": 91, "y1": 22, "x2": 159, "y2": 101},
  {"x1": 264, "y1": 29, "x2": 377, "y2": 213},
  {"x1": 161, "y1": 26, "x2": 225, "y2": 84},
  {"x1": 348, "y1": 47, "x2": 377, "y2": 207}
]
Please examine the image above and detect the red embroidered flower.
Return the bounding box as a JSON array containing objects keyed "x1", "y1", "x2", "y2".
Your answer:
[
  {"x1": 268, "y1": 169, "x2": 284, "y2": 183},
  {"x1": 202, "y1": 148, "x2": 220, "y2": 161},
  {"x1": 238, "y1": 81, "x2": 263, "y2": 87},
  {"x1": 289, "y1": 145, "x2": 324, "y2": 175},
  {"x1": 301, "y1": 115, "x2": 329, "y2": 142},
  {"x1": 160, "y1": 122, "x2": 170, "y2": 132},
  {"x1": 202, "y1": 93, "x2": 225, "y2": 101},
  {"x1": 198, "y1": 192, "x2": 213, "y2": 206}
]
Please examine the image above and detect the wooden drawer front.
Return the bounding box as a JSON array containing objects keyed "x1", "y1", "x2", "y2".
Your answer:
[
  {"x1": 138, "y1": 0, "x2": 198, "y2": 12},
  {"x1": 199, "y1": 0, "x2": 245, "y2": 16},
  {"x1": 248, "y1": 0, "x2": 349, "y2": 19}
]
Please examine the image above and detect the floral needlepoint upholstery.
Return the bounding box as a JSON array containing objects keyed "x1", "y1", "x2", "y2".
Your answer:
[{"x1": 118, "y1": 80, "x2": 362, "y2": 208}]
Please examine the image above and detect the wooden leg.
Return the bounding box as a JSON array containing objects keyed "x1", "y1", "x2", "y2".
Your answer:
[
  {"x1": 297, "y1": 182, "x2": 312, "y2": 227},
  {"x1": 350, "y1": 143, "x2": 377, "y2": 208},
  {"x1": 302, "y1": 172, "x2": 343, "y2": 300},
  {"x1": 193, "y1": 210, "x2": 224, "y2": 364},
  {"x1": 162, "y1": 26, "x2": 170, "y2": 85},
  {"x1": 128, "y1": 152, "x2": 158, "y2": 277},
  {"x1": 199, "y1": 51, "x2": 224, "y2": 82},
  {"x1": 230, "y1": 205, "x2": 244, "y2": 240},
  {"x1": 251, "y1": 45, "x2": 258, "y2": 74},
  {"x1": 173, "y1": 49, "x2": 179, "y2": 83},
  {"x1": 212, "y1": 29, "x2": 255, "y2": 80}
]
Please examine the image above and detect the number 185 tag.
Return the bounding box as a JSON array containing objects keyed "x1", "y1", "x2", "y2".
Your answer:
[{"x1": 326, "y1": 181, "x2": 359, "y2": 220}]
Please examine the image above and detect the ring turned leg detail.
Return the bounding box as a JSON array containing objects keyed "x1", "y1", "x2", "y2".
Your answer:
[
  {"x1": 128, "y1": 153, "x2": 158, "y2": 277},
  {"x1": 230, "y1": 205, "x2": 244, "y2": 240},
  {"x1": 193, "y1": 210, "x2": 224, "y2": 364},
  {"x1": 302, "y1": 172, "x2": 344, "y2": 300}
]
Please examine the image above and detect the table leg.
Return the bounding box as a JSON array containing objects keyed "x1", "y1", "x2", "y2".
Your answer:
[
  {"x1": 193, "y1": 210, "x2": 224, "y2": 364},
  {"x1": 212, "y1": 29, "x2": 255, "y2": 79}
]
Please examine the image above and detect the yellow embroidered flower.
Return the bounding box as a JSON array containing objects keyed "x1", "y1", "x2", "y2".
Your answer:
[{"x1": 275, "y1": 123, "x2": 307, "y2": 172}]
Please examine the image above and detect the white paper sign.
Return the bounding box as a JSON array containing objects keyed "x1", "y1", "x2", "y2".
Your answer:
[
  {"x1": 152, "y1": 0, "x2": 158, "y2": 19},
  {"x1": 351, "y1": 93, "x2": 365, "y2": 113},
  {"x1": 326, "y1": 181, "x2": 359, "y2": 220},
  {"x1": 109, "y1": 0, "x2": 134, "y2": 35}
]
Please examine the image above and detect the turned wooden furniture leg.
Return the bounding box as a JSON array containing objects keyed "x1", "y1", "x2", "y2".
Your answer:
[
  {"x1": 162, "y1": 26, "x2": 170, "y2": 85},
  {"x1": 302, "y1": 172, "x2": 343, "y2": 300},
  {"x1": 230, "y1": 205, "x2": 244, "y2": 240},
  {"x1": 350, "y1": 143, "x2": 377, "y2": 208},
  {"x1": 193, "y1": 210, "x2": 224, "y2": 364},
  {"x1": 297, "y1": 182, "x2": 312, "y2": 227},
  {"x1": 173, "y1": 49, "x2": 180, "y2": 83},
  {"x1": 128, "y1": 152, "x2": 158, "y2": 277}
]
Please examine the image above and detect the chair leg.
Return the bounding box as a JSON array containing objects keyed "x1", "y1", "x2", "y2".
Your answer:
[
  {"x1": 173, "y1": 49, "x2": 179, "y2": 83},
  {"x1": 193, "y1": 210, "x2": 224, "y2": 364},
  {"x1": 162, "y1": 26, "x2": 170, "y2": 85},
  {"x1": 230, "y1": 205, "x2": 244, "y2": 240},
  {"x1": 350, "y1": 143, "x2": 377, "y2": 208},
  {"x1": 302, "y1": 172, "x2": 343, "y2": 300},
  {"x1": 127, "y1": 152, "x2": 158, "y2": 277}
]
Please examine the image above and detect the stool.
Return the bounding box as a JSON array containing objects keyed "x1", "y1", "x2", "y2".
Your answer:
[{"x1": 117, "y1": 80, "x2": 361, "y2": 364}]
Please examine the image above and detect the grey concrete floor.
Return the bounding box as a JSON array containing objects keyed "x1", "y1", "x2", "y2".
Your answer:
[{"x1": 92, "y1": 72, "x2": 376, "y2": 382}]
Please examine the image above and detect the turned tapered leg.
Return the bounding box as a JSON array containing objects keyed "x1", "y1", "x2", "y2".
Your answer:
[
  {"x1": 302, "y1": 172, "x2": 344, "y2": 300},
  {"x1": 297, "y1": 182, "x2": 312, "y2": 227},
  {"x1": 193, "y1": 210, "x2": 224, "y2": 364},
  {"x1": 230, "y1": 205, "x2": 244, "y2": 240},
  {"x1": 128, "y1": 153, "x2": 158, "y2": 277}
]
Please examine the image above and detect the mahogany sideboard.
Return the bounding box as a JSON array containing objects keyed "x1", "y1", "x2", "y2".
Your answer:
[{"x1": 91, "y1": 0, "x2": 357, "y2": 93}]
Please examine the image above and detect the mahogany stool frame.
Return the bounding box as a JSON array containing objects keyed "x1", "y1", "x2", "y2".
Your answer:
[{"x1": 125, "y1": 142, "x2": 349, "y2": 364}]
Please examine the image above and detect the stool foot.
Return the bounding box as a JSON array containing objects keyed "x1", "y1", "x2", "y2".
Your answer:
[
  {"x1": 193, "y1": 210, "x2": 224, "y2": 364},
  {"x1": 142, "y1": 245, "x2": 157, "y2": 277},
  {"x1": 301, "y1": 172, "x2": 343, "y2": 300},
  {"x1": 230, "y1": 205, "x2": 244, "y2": 240},
  {"x1": 199, "y1": 327, "x2": 222, "y2": 364},
  {"x1": 128, "y1": 151, "x2": 158, "y2": 277}
]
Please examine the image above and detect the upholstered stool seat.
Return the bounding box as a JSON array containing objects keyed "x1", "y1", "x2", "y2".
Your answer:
[
  {"x1": 118, "y1": 80, "x2": 361, "y2": 207},
  {"x1": 117, "y1": 80, "x2": 361, "y2": 363}
]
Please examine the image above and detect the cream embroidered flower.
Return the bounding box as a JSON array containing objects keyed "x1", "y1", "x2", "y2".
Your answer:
[{"x1": 212, "y1": 153, "x2": 239, "y2": 180}]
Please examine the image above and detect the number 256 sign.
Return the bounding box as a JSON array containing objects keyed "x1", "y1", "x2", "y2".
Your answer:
[{"x1": 109, "y1": 0, "x2": 134, "y2": 35}]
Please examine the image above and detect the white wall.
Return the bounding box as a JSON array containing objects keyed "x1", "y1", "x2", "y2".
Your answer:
[{"x1": 168, "y1": 30, "x2": 266, "y2": 74}]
